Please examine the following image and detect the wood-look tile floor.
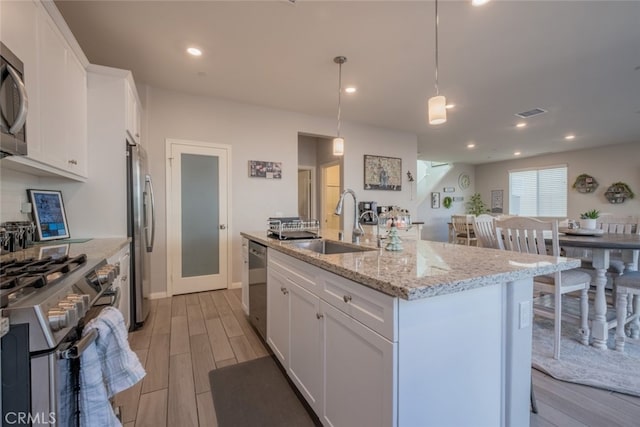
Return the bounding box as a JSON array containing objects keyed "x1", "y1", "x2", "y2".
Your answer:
[{"x1": 116, "y1": 289, "x2": 640, "y2": 427}]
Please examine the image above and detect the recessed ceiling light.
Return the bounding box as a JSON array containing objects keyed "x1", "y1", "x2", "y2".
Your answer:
[
  {"x1": 514, "y1": 151, "x2": 521, "y2": 156},
  {"x1": 472, "y1": 0, "x2": 491, "y2": 6},
  {"x1": 467, "y1": 143, "x2": 475, "y2": 149},
  {"x1": 344, "y1": 87, "x2": 357, "y2": 94},
  {"x1": 187, "y1": 47, "x2": 202, "y2": 56},
  {"x1": 445, "y1": 104, "x2": 455, "y2": 109},
  {"x1": 516, "y1": 122, "x2": 527, "y2": 128},
  {"x1": 564, "y1": 134, "x2": 576, "y2": 140}
]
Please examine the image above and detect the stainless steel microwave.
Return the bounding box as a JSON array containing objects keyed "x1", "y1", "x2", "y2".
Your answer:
[{"x1": 1, "y1": 42, "x2": 28, "y2": 158}]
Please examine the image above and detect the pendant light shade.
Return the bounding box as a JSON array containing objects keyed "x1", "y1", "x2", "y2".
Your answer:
[
  {"x1": 332, "y1": 137, "x2": 344, "y2": 156},
  {"x1": 428, "y1": 0, "x2": 447, "y2": 125},
  {"x1": 428, "y1": 95, "x2": 447, "y2": 125},
  {"x1": 333, "y1": 56, "x2": 347, "y2": 156}
]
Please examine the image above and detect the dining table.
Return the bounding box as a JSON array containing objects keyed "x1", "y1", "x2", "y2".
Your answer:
[{"x1": 557, "y1": 232, "x2": 640, "y2": 349}]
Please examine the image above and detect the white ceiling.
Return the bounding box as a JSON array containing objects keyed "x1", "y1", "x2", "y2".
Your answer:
[{"x1": 55, "y1": 0, "x2": 640, "y2": 164}]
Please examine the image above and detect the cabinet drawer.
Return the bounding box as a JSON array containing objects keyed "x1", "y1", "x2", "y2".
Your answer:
[
  {"x1": 320, "y1": 271, "x2": 397, "y2": 342},
  {"x1": 268, "y1": 250, "x2": 317, "y2": 294}
]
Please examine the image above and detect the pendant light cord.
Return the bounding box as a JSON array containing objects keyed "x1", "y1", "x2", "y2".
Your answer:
[
  {"x1": 434, "y1": 0, "x2": 440, "y2": 96},
  {"x1": 337, "y1": 60, "x2": 343, "y2": 138}
]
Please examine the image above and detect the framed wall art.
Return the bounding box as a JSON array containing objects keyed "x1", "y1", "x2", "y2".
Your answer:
[
  {"x1": 364, "y1": 155, "x2": 402, "y2": 191},
  {"x1": 431, "y1": 192, "x2": 441, "y2": 209},
  {"x1": 491, "y1": 189, "x2": 504, "y2": 213},
  {"x1": 248, "y1": 160, "x2": 282, "y2": 179}
]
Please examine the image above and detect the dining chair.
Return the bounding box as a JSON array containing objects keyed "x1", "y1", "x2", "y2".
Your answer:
[
  {"x1": 472, "y1": 214, "x2": 497, "y2": 248},
  {"x1": 494, "y1": 217, "x2": 591, "y2": 360},
  {"x1": 451, "y1": 214, "x2": 477, "y2": 246},
  {"x1": 613, "y1": 271, "x2": 640, "y2": 352}
]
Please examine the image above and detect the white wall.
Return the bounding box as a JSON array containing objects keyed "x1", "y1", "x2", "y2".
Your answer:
[
  {"x1": 145, "y1": 86, "x2": 417, "y2": 295},
  {"x1": 475, "y1": 142, "x2": 640, "y2": 220},
  {"x1": 416, "y1": 162, "x2": 477, "y2": 242},
  {"x1": 0, "y1": 168, "x2": 41, "y2": 222}
]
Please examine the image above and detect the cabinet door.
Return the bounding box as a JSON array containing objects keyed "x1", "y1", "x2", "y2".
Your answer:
[
  {"x1": 288, "y1": 282, "x2": 323, "y2": 415},
  {"x1": 65, "y1": 52, "x2": 87, "y2": 177},
  {"x1": 37, "y1": 10, "x2": 68, "y2": 170},
  {"x1": 322, "y1": 301, "x2": 396, "y2": 427},
  {"x1": 126, "y1": 83, "x2": 140, "y2": 143},
  {"x1": 266, "y1": 267, "x2": 289, "y2": 365}
]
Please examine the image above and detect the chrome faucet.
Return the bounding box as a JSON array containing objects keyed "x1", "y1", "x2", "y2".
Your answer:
[{"x1": 334, "y1": 189, "x2": 365, "y2": 244}]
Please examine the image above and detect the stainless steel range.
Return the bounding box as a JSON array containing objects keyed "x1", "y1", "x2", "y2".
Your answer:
[{"x1": 1, "y1": 254, "x2": 121, "y2": 426}]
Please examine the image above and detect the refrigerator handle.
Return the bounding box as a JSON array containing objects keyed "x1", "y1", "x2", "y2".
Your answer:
[{"x1": 145, "y1": 174, "x2": 156, "y2": 252}]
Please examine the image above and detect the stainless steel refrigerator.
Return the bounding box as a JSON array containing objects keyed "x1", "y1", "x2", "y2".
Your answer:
[{"x1": 127, "y1": 141, "x2": 155, "y2": 327}]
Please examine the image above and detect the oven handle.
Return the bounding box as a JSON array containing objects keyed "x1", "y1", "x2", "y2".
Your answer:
[
  {"x1": 59, "y1": 329, "x2": 98, "y2": 360},
  {"x1": 101, "y1": 286, "x2": 121, "y2": 308}
]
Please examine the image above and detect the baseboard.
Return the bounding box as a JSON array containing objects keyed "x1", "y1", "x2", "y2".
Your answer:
[
  {"x1": 149, "y1": 291, "x2": 168, "y2": 300},
  {"x1": 230, "y1": 281, "x2": 242, "y2": 289}
]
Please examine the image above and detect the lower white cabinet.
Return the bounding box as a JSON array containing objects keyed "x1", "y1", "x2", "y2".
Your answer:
[
  {"x1": 288, "y1": 282, "x2": 323, "y2": 415},
  {"x1": 321, "y1": 301, "x2": 395, "y2": 427},
  {"x1": 267, "y1": 250, "x2": 396, "y2": 427},
  {"x1": 266, "y1": 266, "x2": 290, "y2": 365}
]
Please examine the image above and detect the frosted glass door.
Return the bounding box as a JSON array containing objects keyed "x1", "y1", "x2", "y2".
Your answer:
[{"x1": 168, "y1": 141, "x2": 228, "y2": 294}]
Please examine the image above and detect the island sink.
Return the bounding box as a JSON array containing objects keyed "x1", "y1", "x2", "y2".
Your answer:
[{"x1": 286, "y1": 239, "x2": 375, "y2": 255}]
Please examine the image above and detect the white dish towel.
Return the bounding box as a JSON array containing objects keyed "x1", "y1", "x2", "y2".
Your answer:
[{"x1": 78, "y1": 306, "x2": 146, "y2": 426}]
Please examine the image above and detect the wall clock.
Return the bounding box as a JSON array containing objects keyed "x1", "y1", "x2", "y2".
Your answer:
[{"x1": 458, "y1": 173, "x2": 471, "y2": 190}]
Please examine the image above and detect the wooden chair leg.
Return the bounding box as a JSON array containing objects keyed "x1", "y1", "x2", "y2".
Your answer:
[
  {"x1": 530, "y1": 381, "x2": 538, "y2": 414},
  {"x1": 615, "y1": 291, "x2": 628, "y2": 352},
  {"x1": 554, "y1": 289, "x2": 562, "y2": 360},
  {"x1": 631, "y1": 294, "x2": 640, "y2": 339}
]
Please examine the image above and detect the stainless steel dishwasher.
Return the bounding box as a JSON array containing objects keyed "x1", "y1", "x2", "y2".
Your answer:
[{"x1": 248, "y1": 241, "x2": 267, "y2": 340}]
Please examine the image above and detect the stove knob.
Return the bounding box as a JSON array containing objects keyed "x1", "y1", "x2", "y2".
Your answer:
[
  {"x1": 57, "y1": 302, "x2": 79, "y2": 326},
  {"x1": 62, "y1": 297, "x2": 85, "y2": 317},
  {"x1": 48, "y1": 309, "x2": 69, "y2": 331},
  {"x1": 97, "y1": 266, "x2": 115, "y2": 284},
  {"x1": 67, "y1": 294, "x2": 91, "y2": 315}
]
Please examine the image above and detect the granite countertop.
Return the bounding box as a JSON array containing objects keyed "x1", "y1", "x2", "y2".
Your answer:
[
  {"x1": 0, "y1": 237, "x2": 130, "y2": 266},
  {"x1": 241, "y1": 230, "x2": 581, "y2": 300}
]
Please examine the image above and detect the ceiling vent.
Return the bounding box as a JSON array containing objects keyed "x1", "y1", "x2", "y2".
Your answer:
[{"x1": 515, "y1": 108, "x2": 547, "y2": 119}]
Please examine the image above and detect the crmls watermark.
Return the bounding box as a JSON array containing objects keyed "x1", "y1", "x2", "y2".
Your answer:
[{"x1": 4, "y1": 412, "x2": 56, "y2": 425}]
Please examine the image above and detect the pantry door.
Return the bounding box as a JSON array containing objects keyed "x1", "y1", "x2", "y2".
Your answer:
[{"x1": 167, "y1": 139, "x2": 230, "y2": 295}]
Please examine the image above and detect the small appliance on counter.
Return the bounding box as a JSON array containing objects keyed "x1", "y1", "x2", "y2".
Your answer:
[
  {"x1": 267, "y1": 217, "x2": 321, "y2": 240},
  {"x1": 358, "y1": 201, "x2": 378, "y2": 225},
  {"x1": 0, "y1": 221, "x2": 36, "y2": 254}
]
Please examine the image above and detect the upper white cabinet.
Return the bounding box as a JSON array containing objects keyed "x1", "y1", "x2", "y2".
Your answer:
[
  {"x1": 1, "y1": 0, "x2": 88, "y2": 180},
  {"x1": 125, "y1": 82, "x2": 141, "y2": 143}
]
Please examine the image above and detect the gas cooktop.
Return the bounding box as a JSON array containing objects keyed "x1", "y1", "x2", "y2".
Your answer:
[{"x1": 0, "y1": 254, "x2": 87, "y2": 308}]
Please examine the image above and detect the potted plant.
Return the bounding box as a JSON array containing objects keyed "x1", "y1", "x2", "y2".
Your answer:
[
  {"x1": 580, "y1": 209, "x2": 600, "y2": 230},
  {"x1": 465, "y1": 193, "x2": 489, "y2": 216}
]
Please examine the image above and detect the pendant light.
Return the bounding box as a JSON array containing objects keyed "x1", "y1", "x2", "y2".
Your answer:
[
  {"x1": 333, "y1": 56, "x2": 347, "y2": 156},
  {"x1": 428, "y1": 0, "x2": 446, "y2": 125}
]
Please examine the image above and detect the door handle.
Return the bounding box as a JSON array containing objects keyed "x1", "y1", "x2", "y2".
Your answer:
[{"x1": 219, "y1": 224, "x2": 227, "y2": 230}]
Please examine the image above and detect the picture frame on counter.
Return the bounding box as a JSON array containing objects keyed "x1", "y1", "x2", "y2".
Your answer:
[
  {"x1": 27, "y1": 189, "x2": 71, "y2": 241},
  {"x1": 364, "y1": 155, "x2": 402, "y2": 191},
  {"x1": 248, "y1": 160, "x2": 282, "y2": 179}
]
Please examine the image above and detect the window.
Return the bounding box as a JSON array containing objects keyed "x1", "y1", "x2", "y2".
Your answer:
[{"x1": 509, "y1": 165, "x2": 567, "y2": 217}]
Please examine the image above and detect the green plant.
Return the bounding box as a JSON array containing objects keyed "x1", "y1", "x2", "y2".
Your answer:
[
  {"x1": 580, "y1": 209, "x2": 600, "y2": 219},
  {"x1": 443, "y1": 196, "x2": 453, "y2": 209},
  {"x1": 465, "y1": 193, "x2": 489, "y2": 216}
]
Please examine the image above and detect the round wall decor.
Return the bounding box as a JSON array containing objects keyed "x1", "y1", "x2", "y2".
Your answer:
[
  {"x1": 458, "y1": 173, "x2": 471, "y2": 190},
  {"x1": 572, "y1": 173, "x2": 599, "y2": 193},
  {"x1": 604, "y1": 182, "x2": 635, "y2": 204}
]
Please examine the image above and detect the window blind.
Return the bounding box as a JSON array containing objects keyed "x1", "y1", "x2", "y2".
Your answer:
[{"x1": 509, "y1": 166, "x2": 567, "y2": 217}]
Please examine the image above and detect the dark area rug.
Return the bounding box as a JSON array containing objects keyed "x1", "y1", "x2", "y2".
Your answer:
[{"x1": 209, "y1": 356, "x2": 319, "y2": 427}]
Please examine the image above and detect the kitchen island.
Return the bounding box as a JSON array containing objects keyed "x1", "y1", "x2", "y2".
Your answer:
[{"x1": 241, "y1": 231, "x2": 581, "y2": 427}]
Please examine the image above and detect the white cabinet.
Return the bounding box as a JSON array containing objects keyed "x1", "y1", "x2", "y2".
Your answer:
[
  {"x1": 288, "y1": 282, "x2": 323, "y2": 415},
  {"x1": 322, "y1": 301, "x2": 395, "y2": 427},
  {"x1": 125, "y1": 82, "x2": 141, "y2": 143},
  {"x1": 108, "y1": 245, "x2": 131, "y2": 330},
  {"x1": 267, "y1": 250, "x2": 396, "y2": 427},
  {"x1": 266, "y1": 266, "x2": 290, "y2": 365},
  {"x1": 2, "y1": 0, "x2": 88, "y2": 180},
  {"x1": 241, "y1": 238, "x2": 249, "y2": 314}
]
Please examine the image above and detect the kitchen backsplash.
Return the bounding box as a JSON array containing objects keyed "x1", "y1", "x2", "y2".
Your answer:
[{"x1": 0, "y1": 168, "x2": 40, "y2": 222}]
